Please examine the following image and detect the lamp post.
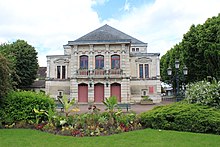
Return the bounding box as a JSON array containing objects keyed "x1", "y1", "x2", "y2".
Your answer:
[{"x1": 167, "y1": 59, "x2": 188, "y2": 101}]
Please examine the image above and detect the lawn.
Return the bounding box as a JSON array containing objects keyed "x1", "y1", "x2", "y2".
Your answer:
[{"x1": 0, "y1": 129, "x2": 220, "y2": 147}]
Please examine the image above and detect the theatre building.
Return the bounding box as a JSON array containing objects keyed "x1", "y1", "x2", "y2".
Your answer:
[{"x1": 45, "y1": 24, "x2": 161, "y2": 103}]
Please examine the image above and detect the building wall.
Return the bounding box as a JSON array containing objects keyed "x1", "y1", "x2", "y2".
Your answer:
[
  {"x1": 46, "y1": 42, "x2": 161, "y2": 103},
  {"x1": 130, "y1": 80, "x2": 161, "y2": 103},
  {"x1": 45, "y1": 80, "x2": 70, "y2": 99}
]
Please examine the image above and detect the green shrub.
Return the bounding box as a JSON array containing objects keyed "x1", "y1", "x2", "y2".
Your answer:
[
  {"x1": 103, "y1": 96, "x2": 118, "y2": 112},
  {"x1": 139, "y1": 103, "x2": 220, "y2": 134},
  {"x1": 2, "y1": 91, "x2": 55, "y2": 123},
  {"x1": 185, "y1": 80, "x2": 220, "y2": 109}
]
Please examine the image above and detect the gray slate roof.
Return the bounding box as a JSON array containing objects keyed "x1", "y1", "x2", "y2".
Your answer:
[{"x1": 68, "y1": 24, "x2": 145, "y2": 44}]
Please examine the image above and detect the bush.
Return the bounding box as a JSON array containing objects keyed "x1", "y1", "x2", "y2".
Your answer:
[
  {"x1": 2, "y1": 91, "x2": 55, "y2": 123},
  {"x1": 139, "y1": 103, "x2": 220, "y2": 134},
  {"x1": 185, "y1": 80, "x2": 220, "y2": 109}
]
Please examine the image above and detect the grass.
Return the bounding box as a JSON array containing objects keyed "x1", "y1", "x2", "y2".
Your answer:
[{"x1": 0, "y1": 129, "x2": 220, "y2": 147}]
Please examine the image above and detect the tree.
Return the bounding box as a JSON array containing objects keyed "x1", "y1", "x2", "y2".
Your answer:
[
  {"x1": 0, "y1": 53, "x2": 11, "y2": 101},
  {"x1": 0, "y1": 40, "x2": 39, "y2": 88},
  {"x1": 161, "y1": 13, "x2": 220, "y2": 84}
]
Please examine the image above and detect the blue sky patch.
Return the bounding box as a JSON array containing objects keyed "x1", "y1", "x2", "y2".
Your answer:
[{"x1": 92, "y1": 0, "x2": 155, "y2": 20}]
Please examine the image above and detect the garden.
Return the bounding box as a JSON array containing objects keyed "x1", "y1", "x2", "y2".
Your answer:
[{"x1": 0, "y1": 80, "x2": 220, "y2": 146}]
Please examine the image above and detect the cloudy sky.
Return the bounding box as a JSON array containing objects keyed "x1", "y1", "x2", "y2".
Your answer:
[{"x1": 0, "y1": 0, "x2": 219, "y2": 66}]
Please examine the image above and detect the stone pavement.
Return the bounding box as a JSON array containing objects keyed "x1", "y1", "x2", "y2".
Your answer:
[{"x1": 70, "y1": 100, "x2": 173, "y2": 114}]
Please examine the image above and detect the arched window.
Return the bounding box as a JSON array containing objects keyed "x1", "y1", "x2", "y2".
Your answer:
[
  {"x1": 80, "y1": 55, "x2": 88, "y2": 69},
  {"x1": 111, "y1": 55, "x2": 120, "y2": 69},
  {"x1": 95, "y1": 55, "x2": 104, "y2": 69}
]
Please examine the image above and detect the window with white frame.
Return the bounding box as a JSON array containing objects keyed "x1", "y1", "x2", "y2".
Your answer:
[
  {"x1": 56, "y1": 65, "x2": 66, "y2": 79},
  {"x1": 139, "y1": 64, "x2": 149, "y2": 79}
]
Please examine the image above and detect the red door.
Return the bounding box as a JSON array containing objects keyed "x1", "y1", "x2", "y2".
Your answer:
[
  {"x1": 78, "y1": 83, "x2": 88, "y2": 102},
  {"x1": 94, "y1": 83, "x2": 104, "y2": 103},
  {"x1": 110, "y1": 83, "x2": 121, "y2": 102}
]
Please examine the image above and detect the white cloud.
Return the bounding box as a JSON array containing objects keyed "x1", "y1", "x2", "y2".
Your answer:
[
  {"x1": 0, "y1": 0, "x2": 101, "y2": 66},
  {"x1": 0, "y1": 0, "x2": 220, "y2": 66},
  {"x1": 92, "y1": 0, "x2": 109, "y2": 5},
  {"x1": 105, "y1": 0, "x2": 220, "y2": 55},
  {"x1": 124, "y1": 0, "x2": 131, "y2": 11}
]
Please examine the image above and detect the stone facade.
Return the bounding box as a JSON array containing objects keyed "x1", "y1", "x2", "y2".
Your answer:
[{"x1": 46, "y1": 25, "x2": 161, "y2": 103}]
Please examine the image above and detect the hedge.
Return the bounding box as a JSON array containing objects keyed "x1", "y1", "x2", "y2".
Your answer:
[
  {"x1": 139, "y1": 103, "x2": 220, "y2": 134},
  {"x1": 1, "y1": 91, "x2": 55, "y2": 123}
]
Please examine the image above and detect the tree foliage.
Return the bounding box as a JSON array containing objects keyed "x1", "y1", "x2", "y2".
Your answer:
[
  {"x1": 161, "y1": 13, "x2": 220, "y2": 84},
  {"x1": 0, "y1": 40, "x2": 39, "y2": 88},
  {"x1": 0, "y1": 54, "x2": 11, "y2": 100}
]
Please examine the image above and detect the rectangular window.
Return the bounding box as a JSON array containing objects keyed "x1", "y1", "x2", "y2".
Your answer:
[
  {"x1": 132, "y1": 48, "x2": 135, "y2": 52},
  {"x1": 145, "y1": 64, "x2": 149, "y2": 78},
  {"x1": 62, "y1": 66, "x2": 66, "y2": 79},
  {"x1": 139, "y1": 64, "x2": 143, "y2": 78},
  {"x1": 57, "y1": 66, "x2": 61, "y2": 79},
  {"x1": 136, "y1": 48, "x2": 139, "y2": 52}
]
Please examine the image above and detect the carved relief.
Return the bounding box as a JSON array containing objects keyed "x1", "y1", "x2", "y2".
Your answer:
[
  {"x1": 135, "y1": 57, "x2": 152, "y2": 63},
  {"x1": 54, "y1": 58, "x2": 69, "y2": 64}
]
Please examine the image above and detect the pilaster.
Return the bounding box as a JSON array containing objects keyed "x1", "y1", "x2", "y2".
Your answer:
[
  {"x1": 72, "y1": 45, "x2": 78, "y2": 77},
  {"x1": 88, "y1": 81, "x2": 94, "y2": 103},
  {"x1": 105, "y1": 44, "x2": 110, "y2": 70},
  {"x1": 89, "y1": 45, "x2": 94, "y2": 74},
  {"x1": 46, "y1": 58, "x2": 50, "y2": 78},
  {"x1": 70, "y1": 79, "x2": 78, "y2": 101},
  {"x1": 121, "y1": 78, "x2": 130, "y2": 103},
  {"x1": 104, "y1": 82, "x2": 110, "y2": 99}
]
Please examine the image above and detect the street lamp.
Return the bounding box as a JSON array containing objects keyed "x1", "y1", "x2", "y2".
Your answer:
[
  {"x1": 183, "y1": 65, "x2": 188, "y2": 75},
  {"x1": 167, "y1": 59, "x2": 188, "y2": 101}
]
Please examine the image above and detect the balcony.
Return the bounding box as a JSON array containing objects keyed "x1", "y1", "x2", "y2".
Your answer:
[
  {"x1": 76, "y1": 69, "x2": 89, "y2": 78},
  {"x1": 108, "y1": 69, "x2": 123, "y2": 78},
  {"x1": 76, "y1": 68, "x2": 123, "y2": 78},
  {"x1": 109, "y1": 69, "x2": 122, "y2": 75}
]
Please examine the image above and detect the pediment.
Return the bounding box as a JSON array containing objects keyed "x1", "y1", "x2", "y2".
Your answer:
[
  {"x1": 54, "y1": 58, "x2": 69, "y2": 64},
  {"x1": 135, "y1": 57, "x2": 152, "y2": 63}
]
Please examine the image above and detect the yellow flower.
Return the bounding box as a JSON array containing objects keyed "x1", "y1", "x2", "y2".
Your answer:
[{"x1": 71, "y1": 108, "x2": 80, "y2": 112}]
